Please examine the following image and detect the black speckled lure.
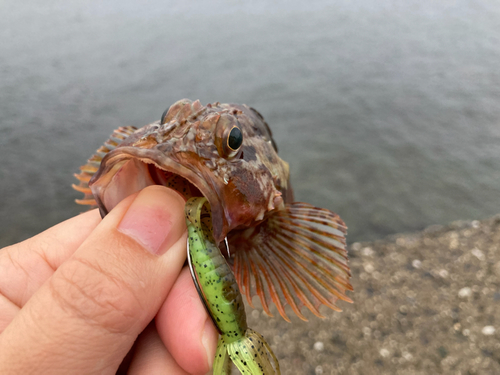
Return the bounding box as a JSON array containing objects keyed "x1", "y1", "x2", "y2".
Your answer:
[{"x1": 185, "y1": 197, "x2": 280, "y2": 375}]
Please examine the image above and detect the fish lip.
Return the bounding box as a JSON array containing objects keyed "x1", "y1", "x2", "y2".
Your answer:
[{"x1": 89, "y1": 146, "x2": 227, "y2": 243}]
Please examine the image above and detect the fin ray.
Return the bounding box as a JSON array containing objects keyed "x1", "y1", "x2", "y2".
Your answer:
[
  {"x1": 266, "y1": 239, "x2": 349, "y2": 309},
  {"x1": 73, "y1": 126, "x2": 136, "y2": 209},
  {"x1": 253, "y1": 245, "x2": 304, "y2": 321},
  {"x1": 262, "y1": 242, "x2": 326, "y2": 318},
  {"x1": 230, "y1": 202, "x2": 352, "y2": 320},
  {"x1": 269, "y1": 235, "x2": 353, "y2": 302}
]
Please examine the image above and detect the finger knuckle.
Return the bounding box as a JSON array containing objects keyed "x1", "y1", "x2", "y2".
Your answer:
[{"x1": 48, "y1": 256, "x2": 144, "y2": 335}]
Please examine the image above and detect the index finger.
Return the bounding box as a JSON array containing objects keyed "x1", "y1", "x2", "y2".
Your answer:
[{"x1": 0, "y1": 209, "x2": 102, "y2": 329}]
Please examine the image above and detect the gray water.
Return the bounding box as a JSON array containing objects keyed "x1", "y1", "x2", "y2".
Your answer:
[{"x1": 1, "y1": 0, "x2": 500, "y2": 248}]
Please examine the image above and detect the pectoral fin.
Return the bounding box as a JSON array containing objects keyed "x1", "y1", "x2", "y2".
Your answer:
[{"x1": 229, "y1": 202, "x2": 352, "y2": 322}]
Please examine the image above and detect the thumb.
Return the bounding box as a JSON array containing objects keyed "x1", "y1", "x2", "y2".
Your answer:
[{"x1": 0, "y1": 185, "x2": 188, "y2": 374}]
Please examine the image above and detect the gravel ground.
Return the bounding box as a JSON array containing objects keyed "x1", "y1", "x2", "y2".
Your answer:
[{"x1": 247, "y1": 216, "x2": 500, "y2": 374}]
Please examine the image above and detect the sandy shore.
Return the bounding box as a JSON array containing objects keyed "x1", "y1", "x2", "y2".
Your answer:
[{"x1": 248, "y1": 216, "x2": 500, "y2": 374}]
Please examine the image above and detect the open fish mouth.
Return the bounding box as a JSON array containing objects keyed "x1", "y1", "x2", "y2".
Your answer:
[{"x1": 89, "y1": 146, "x2": 227, "y2": 243}]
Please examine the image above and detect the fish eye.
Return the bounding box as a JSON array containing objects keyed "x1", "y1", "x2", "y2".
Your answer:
[
  {"x1": 214, "y1": 114, "x2": 244, "y2": 159},
  {"x1": 227, "y1": 126, "x2": 243, "y2": 151}
]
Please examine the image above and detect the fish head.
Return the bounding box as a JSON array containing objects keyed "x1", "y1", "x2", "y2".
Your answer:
[{"x1": 89, "y1": 99, "x2": 291, "y2": 243}]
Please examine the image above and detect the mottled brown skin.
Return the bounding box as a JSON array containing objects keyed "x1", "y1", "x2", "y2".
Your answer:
[
  {"x1": 89, "y1": 99, "x2": 291, "y2": 244},
  {"x1": 75, "y1": 99, "x2": 352, "y2": 322}
]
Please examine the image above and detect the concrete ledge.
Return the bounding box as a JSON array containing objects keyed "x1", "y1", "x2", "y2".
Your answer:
[{"x1": 248, "y1": 216, "x2": 500, "y2": 374}]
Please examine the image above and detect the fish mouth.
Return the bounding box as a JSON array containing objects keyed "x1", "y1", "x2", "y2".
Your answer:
[{"x1": 89, "y1": 146, "x2": 227, "y2": 243}]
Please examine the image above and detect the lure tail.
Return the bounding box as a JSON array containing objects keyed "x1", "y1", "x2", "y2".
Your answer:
[{"x1": 213, "y1": 328, "x2": 280, "y2": 375}]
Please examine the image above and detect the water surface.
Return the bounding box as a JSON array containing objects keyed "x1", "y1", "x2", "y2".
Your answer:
[{"x1": 1, "y1": 0, "x2": 500, "y2": 247}]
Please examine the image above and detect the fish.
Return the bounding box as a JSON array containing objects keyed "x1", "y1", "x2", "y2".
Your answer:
[
  {"x1": 73, "y1": 99, "x2": 352, "y2": 322},
  {"x1": 185, "y1": 196, "x2": 280, "y2": 374}
]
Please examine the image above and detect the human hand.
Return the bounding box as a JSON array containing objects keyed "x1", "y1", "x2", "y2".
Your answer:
[{"x1": 0, "y1": 185, "x2": 218, "y2": 374}]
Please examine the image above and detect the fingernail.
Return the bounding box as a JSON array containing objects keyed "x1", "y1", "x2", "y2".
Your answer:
[
  {"x1": 202, "y1": 318, "x2": 218, "y2": 371},
  {"x1": 117, "y1": 186, "x2": 186, "y2": 255}
]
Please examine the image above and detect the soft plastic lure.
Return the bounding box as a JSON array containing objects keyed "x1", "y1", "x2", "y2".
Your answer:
[{"x1": 185, "y1": 197, "x2": 280, "y2": 375}]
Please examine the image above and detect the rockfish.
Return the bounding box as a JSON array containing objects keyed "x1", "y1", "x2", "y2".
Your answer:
[{"x1": 73, "y1": 99, "x2": 352, "y2": 322}]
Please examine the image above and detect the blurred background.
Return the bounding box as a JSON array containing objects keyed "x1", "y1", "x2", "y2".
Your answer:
[{"x1": 1, "y1": 0, "x2": 500, "y2": 248}]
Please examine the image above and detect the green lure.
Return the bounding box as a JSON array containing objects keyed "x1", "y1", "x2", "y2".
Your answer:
[{"x1": 185, "y1": 197, "x2": 280, "y2": 375}]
